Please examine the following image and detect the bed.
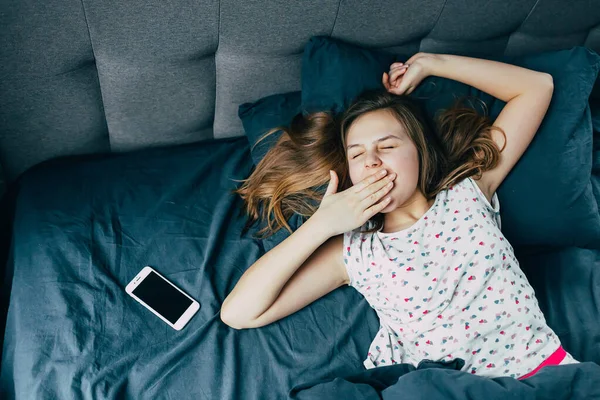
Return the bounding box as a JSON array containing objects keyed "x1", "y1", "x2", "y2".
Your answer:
[{"x1": 1, "y1": 1, "x2": 600, "y2": 399}]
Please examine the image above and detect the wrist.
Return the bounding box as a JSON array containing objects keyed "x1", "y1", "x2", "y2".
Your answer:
[
  {"x1": 423, "y1": 53, "x2": 448, "y2": 77},
  {"x1": 307, "y1": 212, "x2": 334, "y2": 241}
]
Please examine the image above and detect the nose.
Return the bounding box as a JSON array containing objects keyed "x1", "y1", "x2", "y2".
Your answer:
[{"x1": 365, "y1": 152, "x2": 383, "y2": 170}]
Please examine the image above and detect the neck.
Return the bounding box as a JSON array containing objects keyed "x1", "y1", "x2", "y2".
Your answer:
[{"x1": 382, "y1": 189, "x2": 435, "y2": 233}]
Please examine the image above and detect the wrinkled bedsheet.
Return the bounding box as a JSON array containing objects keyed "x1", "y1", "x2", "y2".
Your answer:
[
  {"x1": 1, "y1": 137, "x2": 599, "y2": 399},
  {"x1": 290, "y1": 357, "x2": 600, "y2": 399}
]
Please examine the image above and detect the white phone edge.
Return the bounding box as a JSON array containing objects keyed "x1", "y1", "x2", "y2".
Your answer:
[{"x1": 125, "y1": 266, "x2": 200, "y2": 330}]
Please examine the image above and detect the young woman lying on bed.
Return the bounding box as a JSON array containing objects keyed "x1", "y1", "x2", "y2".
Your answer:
[{"x1": 221, "y1": 52, "x2": 579, "y2": 379}]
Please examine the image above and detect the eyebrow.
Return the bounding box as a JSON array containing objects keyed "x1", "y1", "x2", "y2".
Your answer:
[{"x1": 346, "y1": 134, "x2": 401, "y2": 151}]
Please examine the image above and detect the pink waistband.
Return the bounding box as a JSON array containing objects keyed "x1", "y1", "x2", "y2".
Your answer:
[{"x1": 517, "y1": 345, "x2": 566, "y2": 380}]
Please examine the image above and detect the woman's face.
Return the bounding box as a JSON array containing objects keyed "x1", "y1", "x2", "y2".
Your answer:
[{"x1": 345, "y1": 109, "x2": 420, "y2": 212}]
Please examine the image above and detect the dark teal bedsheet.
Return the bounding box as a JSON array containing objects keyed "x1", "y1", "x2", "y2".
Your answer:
[{"x1": 0, "y1": 137, "x2": 598, "y2": 399}]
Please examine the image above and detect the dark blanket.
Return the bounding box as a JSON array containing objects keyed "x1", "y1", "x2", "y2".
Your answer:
[
  {"x1": 0, "y1": 137, "x2": 381, "y2": 399},
  {"x1": 290, "y1": 358, "x2": 600, "y2": 399},
  {"x1": 0, "y1": 137, "x2": 599, "y2": 399}
]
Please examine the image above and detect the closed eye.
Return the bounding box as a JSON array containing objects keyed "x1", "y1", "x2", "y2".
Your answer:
[{"x1": 350, "y1": 147, "x2": 395, "y2": 159}]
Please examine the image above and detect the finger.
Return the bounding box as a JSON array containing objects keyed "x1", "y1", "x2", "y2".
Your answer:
[
  {"x1": 390, "y1": 70, "x2": 407, "y2": 86},
  {"x1": 396, "y1": 79, "x2": 411, "y2": 95},
  {"x1": 389, "y1": 67, "x2": 408, "y2": 83},
  {"x1": 390, "y1": 62, "x2": 408, "y2": 71},
  {"x1": 390, "y1": 73, "x2": 404, "y2": 89},
  {"x1": 389, "y1": 64, "x2": 408, "y2": 76},
  {"x1": 361, "y1": 180, "x2": 394, "y2": 209},
  {"x1": 359, "y1": 172, "x2": 396, "y2": 202},
  {"x1": 382, "y1": 72, "x2": 390, "y2": 90},
  {"x1": 324, "y1": 170, "x2": 338, "y2": 196},
  {"x1": 364, "y1": 195, "x2": 392, "y2": 217},
  {"x1": 353, "y1": 170, "x2": 387, "y2": 194}
]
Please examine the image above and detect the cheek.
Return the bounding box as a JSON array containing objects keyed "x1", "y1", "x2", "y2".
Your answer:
[
  {"x1": 349, "y1": 164, "x2": 361, "y2": 186},
  {"x1": 391, "y1": 149, "x2": 419, "y2": 176},
  {"x1": 403, "y1": 152, "x2": 420, "y2": 176},
  {"x1": 388, "y1": 150, "x2": 420, "y2": 192}
]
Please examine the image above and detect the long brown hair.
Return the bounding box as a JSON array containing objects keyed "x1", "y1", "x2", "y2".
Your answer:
[
  {"x1": 233, "y1": 111, "x2": 344, "y2": 238},
  {"x1": 234, "y1": 88, "x2": 506, "y2": 238}
]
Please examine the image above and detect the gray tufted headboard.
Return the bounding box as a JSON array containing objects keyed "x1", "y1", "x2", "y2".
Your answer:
[{"x1": 1, "y1": 0, "x2": 600, "y2": 183}]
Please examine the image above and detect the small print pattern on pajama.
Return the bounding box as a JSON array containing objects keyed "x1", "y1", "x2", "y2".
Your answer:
[{"x1": 343, "y1": 177, "x2": 566, "y2": 379}]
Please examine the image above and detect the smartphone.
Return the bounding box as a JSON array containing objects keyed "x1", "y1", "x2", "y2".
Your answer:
[{"x1": 126, "y1": 266, "x2": 200, "y2": 330}]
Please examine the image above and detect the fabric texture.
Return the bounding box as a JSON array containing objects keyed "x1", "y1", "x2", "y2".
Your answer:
[
  {"x1": 290, "y1": 360, "x2": 600, "y2": 400},
  {"x1": 238, "y1": 91, "x2": 302, "y2": 166},
  {"x1": 1, "y1": 137, "x2": 598, "y2": 399},
  {"x1": 0, "y1": 164, "x2": 5, "y2": 199},
  {"x1": 518, "y1": 346, "x2": 568, "y2": 380},
  {"x1": 0, "y1": 137, "x2": 379, "y2": 399},
  {"x1": 237, "y1": 91, "x2": 306, "y2": 252},
  {"x1": 517, "y1": 246, "x2": 600, "y2": 364},
  {"x1": 2, "y1": 1, "x2": 600, "y2": 181},
  {"x1": 301, "y1": 36, "x2": 600, "y2": 249},
  {"x1": 343, "y1": 177, "x2": 564, "y2": 378}
]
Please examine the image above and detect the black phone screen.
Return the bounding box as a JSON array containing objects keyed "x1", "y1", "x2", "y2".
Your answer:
[{"x1": 132, "y1": 271, "x2": 193, "y2": 324}]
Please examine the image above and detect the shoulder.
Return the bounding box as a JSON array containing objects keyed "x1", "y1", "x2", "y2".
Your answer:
[
  {"x1": 343, "y1": 221, "x2": 380, "y2": 255},
  {"x1": 456, "y1": 177, "x2": 500, "y2": 214},
  {"x1": 470, "y1": 176, "x2": 495, "y2": 205}
]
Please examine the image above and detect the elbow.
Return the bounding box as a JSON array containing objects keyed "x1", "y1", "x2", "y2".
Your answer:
[
  {"x1": 220, "y1": 308, "x2": 243, "y2": 330},
  {"x1": 540, "y1": 72, "x2": 554, "y2": 92},
  {"x1": 220, "y1": 307, "x2": 252, "y2": 330}
]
